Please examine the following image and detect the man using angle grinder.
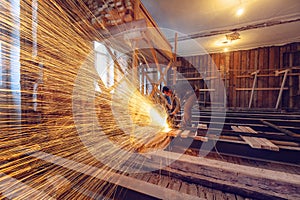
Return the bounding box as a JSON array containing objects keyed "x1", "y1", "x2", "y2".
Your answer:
[
  {"x1": 174, "y1": 82, "x2": 197, "y2": 128},
  {"x1": 162, "y1": 86, "x2": 181, "y2": 127}
]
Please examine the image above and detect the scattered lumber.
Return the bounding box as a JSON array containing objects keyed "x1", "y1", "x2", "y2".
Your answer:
[
  {"x1": 148, "y1": 150, "x2": 300, "y2": 200},
  {"x1": 197, "y1": 123, "x2": 208, "y2": 129},
  {"x1": 31, "y1": 151, "x2": 203, "y2": 200},
  {"x1": 231, "y1": 125, "x2": 257, "y2": 133},
  {"x1": 193, "y1": 131, "x2": 208, "y2": 142},
  {"x1": 261, "y1": 120, "x2": 299, "y2": 137},
  {"x1": 240, "y1": 136, "x2": 279, "y2": 151}
]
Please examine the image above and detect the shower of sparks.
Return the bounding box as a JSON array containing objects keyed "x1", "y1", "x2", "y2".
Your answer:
[{"x1": 0, "y1": 0, "x2": 172, "y2": 199}]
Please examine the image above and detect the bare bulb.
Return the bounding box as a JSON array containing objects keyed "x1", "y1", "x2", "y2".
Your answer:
[{"x1": 236, "y1": 8, "x2": 244, "y2": 16}]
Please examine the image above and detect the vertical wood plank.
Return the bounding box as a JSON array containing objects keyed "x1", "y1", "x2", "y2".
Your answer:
[
  {"x1": 257, "y1": 48, "x2": 264, "y2": 108},
  {"x1": 269, "y1": 46, "x2": 276, "y2": 108},
  {"x1": 230, "y1": 52, "x2": 236, "y2": 108},
  {"x1": 282, "y1": 44, "x2": 290, "y2": 108},
  {"x1": 215, "y1": 53, "x2": 223, "y2": 106},
  {"x1": 207, "y1": 54, "x2": 212, "y2": 106},
  {"x1": 262, "y1": 48, "x2": 269, "y2": 108},
  {"x1": 187, "y1": 183, "x2": 198, "y2": 196},
  {"x1": 203, "y1": 54, "x2": 208, "y2": 106},
  {"x1": 289, "y1": 52, "x2": 294, "y2": 108},
  {"x1": 233, "y1": 51, "x2": 241, "y2": 108},
  {"x1": 225, "y1": 52, "x2": 230, "y2": 107},
  {"x1": 245, "y1": 50, "x2": 251, "y2": 108},
  {"x1": 241, "y1": 51, "x2": 248, "y2": 108},
  {"x1": 248, "y1": 50, "x2": 255, "y2": 108}
]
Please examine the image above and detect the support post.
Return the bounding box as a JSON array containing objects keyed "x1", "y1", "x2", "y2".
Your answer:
[
  {"x1": 172, "y1": 32, "x2": 178, "y2": 85},
  {"x1": 275, "y1": 69, "x2": 289, "y2": 109},
  {"x1": 248, "y1": 70, "x2": 259, "y2": 109}
]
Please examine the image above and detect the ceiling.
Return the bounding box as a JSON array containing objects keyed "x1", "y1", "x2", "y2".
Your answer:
[{"x1": 141, "y1": 0, "x2": 300, "y2": 56}]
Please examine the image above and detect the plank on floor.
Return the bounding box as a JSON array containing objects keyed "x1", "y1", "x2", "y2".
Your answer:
[
  {"x1": 240, "y1": 136, "x2": 279, "y2": 151},
  {"x1": 259, "y1": 138, "x2": 279, "y2": 151},
  {"x1": 240, "y1": 136, "x2": 261, "y2": 148},
  {"x1": 243, "y1": 126, "x2": 258, "y2": 134},
  {"x1": 197, "y1": 124, "x2": 208, "y2": 129},
  {"x1": 238, "y1": 126, "x2": 250, "y2": 133},
  {"x1": 231, "y1": 125, "x2": 242, "y2": 132},
  {"x1": 180, "y1": 130, "x2": 190, "y2": 138},
  {"x1": 194, "y1": 135, "x2": 208, "y2": 142}
]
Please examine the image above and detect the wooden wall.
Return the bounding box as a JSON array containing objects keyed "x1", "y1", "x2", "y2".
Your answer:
[{"x1": 175, "y1": 42, "x2": 300, "y2": 111}]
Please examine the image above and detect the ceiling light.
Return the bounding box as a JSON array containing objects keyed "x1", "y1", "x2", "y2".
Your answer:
[
  {"x1": 224, "y1": 48, "x2": 229, "y2": 52},
  {"x1": 236, "y1": 8, "x2": 244, "y2": 16},
  {"x1": 226, "y1": 32, "x2": 240, "y2": 41}
]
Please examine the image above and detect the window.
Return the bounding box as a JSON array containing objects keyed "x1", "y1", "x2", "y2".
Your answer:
[
  {"x1": 94, "y1": 41, "x2": 129, "y2": 91},
  {"x1": 94, "y1": 41, "x2": 112, "y2": 88}
]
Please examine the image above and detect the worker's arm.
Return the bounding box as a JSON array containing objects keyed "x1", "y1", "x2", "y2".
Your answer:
[
  {"x1": 164, "y1": 97, "x2": 172, "y2": 110},
  {"x1": 170, "y1": 96, "x2": 180, "y2": 115}
]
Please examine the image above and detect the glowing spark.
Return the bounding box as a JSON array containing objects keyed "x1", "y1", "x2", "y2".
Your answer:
[{"x1": 0, "y1": 0, "x2": 173, "y2": 199}]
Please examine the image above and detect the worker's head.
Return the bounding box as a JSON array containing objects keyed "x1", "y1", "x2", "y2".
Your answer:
[{"x1": 162, "y1": 86, "x2": 172, "y2": 96}]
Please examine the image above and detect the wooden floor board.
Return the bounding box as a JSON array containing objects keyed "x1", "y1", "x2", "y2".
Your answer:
[
  {"x1": 167, "y1": 177, "x2": 182, "y2": 192},
  {"x1": 157, "y1": 174, "x2": 170, "y2": 188},
  {"x1": 148, "y1": 173, "x2": 160, "y2": 185},
  {"x1": 187, "y1": 183, "x2": 198, "y2": 196},
  {"x1": 205, "y1": 187, "x2": 215, "y2": 200},
  {"x1": 197, "y1": 185, "x2": 207, "y2": 199},
  {"x1": 179, "y1": 181, "x2": 188, "y2": 194},
  {"x1": 235, "y1": 194, "x2": 245, "y2": 200},
  {"x1": 140, "y1": 173, "x2": 152, "y2": 182}
]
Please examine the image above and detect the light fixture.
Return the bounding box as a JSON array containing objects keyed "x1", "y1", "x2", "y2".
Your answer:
[
  {"x1": 236, "y1": 8, "x2": 244, "y2": 16},
  {"x1": 225, "y1": 31, "x2": 240, "y2": 42},
  {"x1": 224, "y1": 47, "x2": 229, "y2": 52}
]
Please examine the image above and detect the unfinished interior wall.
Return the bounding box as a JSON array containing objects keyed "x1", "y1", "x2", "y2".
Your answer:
[{"x1": 175, "y1": 42, "x2": 300, "y2": 111}]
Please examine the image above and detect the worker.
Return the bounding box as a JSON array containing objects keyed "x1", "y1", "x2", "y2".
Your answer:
[
  {"x1": 162, "y1": 86, "x2": 180, "y2": 127},
  {"x1": 174, "y1": 83, "x2": 198, "y2": 128}
]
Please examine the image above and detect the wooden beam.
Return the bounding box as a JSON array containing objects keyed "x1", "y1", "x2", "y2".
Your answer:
[
  {"x1": 142, "y1": 31, "x2": 172, "y2": 86},
  {"x1": 261, "y1": 120, "x2": 299, "y2": 137},
  {"x1": 147, "y1": 150, "x2": 300, "y2": 200},
  {"x1": 137, "y1": 51, "x2": 166, "y2": 98},
  {"x1": 157, "y1": 59, "x2": 173, "y2": 85},
  {"x1": 275, "y1": 69, "x2": 289, "y2": 109},
  {"x1": 173, "y1": 32, "x2": 178, "y2": 85},
  {"x1": 98, "y1": 19, "x2": 147, "y2": 38},
  {"x1": 236, "y1": 87, "x2": 288, "y2": 91},
  {"x1": 236, "y1": 72, "x2": 300, "y2": 78},
  {"x1": 31, "y1": 151, "x2": 203, "y2": 200},
  {"x1": 169, "y1": 18, "x2": 300, "y2": 42},
  {"x1": 248, "y1": 70, "x2": 259, "y2": 108},
  {"x1": 193, "y1": 131, "x2": 208, "y2": 142}
]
